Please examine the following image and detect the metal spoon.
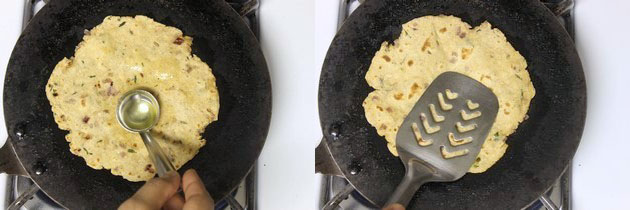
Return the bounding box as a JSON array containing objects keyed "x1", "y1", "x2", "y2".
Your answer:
[{"x1": 116, "y1": 89, "x2": 175, "y2": 177}]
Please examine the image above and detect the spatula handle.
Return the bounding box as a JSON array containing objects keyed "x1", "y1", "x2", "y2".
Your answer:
[{"x1": 386, "y1": 160, "x2": 434, "y2": 207}]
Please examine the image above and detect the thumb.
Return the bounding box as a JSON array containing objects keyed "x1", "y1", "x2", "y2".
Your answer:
[
  {"x1": 120, "y1": 171, "x2": 181, "y2": 210},
  {"x1": 182, "y1": 169, "x2": 214, "y2": 210}
]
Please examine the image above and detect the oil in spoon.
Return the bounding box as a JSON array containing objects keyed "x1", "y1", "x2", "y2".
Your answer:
[{"x1": 121, "y1": 96, "x2": 158, "y2": 130}]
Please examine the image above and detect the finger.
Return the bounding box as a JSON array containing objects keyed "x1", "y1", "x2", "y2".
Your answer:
[
  {"x1": 382, "y1": 203, "x2": 406, "y2": 210},
  {"x1": 121, "y1": 171, "x2": 181, "y2": 210},
  {"x1": 163, "y1": 194, "x2": 185, "y2": 210},
  {"x1": 182, "y1": 169, "x2": 214, "y2": 209}
]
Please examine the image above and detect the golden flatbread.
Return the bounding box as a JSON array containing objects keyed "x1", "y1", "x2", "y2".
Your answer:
[
  {"x1": 363, "y1": 15, "x2": 534, "y2": 173},
  {"x1": 46, "y1": 15, "x2": 219, "y2": 181}
]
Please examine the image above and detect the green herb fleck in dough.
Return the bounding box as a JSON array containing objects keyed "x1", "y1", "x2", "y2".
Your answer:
[{"x1": 83, "y1": 147, "x2": 92, "y2": 155}]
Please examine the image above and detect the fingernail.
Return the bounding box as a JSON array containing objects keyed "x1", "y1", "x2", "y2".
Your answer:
[
  {"x1": 189, "y1": 169, "x2": 197, "y2": 174},
  {"x1": 165, "y1": 171, "x2": 179, "y2": 178}
]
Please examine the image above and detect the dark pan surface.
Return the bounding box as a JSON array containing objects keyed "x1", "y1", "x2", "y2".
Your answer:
[
  {"x1": 319, "y1": 0, "x2": 585, "y2": 209},
  {"x1": 4, "y1": 0, "x2": 271, "y2": 209}
]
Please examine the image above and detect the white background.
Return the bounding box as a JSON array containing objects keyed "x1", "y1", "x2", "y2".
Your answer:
[
  {"x1": 256, "y1": 0, "x2": 319, "y2": 209},
  {"x1": 1, "y1": 0, "x2": 630, "y2": 209},
  {"x1": 572, "y1": 0, "x2": 630, "y2": 209}
]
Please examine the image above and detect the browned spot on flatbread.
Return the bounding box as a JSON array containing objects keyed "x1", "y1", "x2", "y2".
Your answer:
[
  {"x1": 411, "y1": 83, "x2": 419, "y2": 92},
  {"x1": 144, "y1": 164, "x2": 155, "y2": 174},
  {"x1": 461, "y1": 48, "x2": 473, "y2": 59},
  {"x1": 185, "y1": 64, "x2": 193, "y2": 73},
  {"x1": 421, "y1": 38, "x2": 431, "y2": 52},
  {"x1": 174, "y1": 37, "x2": 184, "y2": 45}
]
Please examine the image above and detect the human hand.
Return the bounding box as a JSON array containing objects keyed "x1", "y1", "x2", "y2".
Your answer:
[
  {"x1": 382, "y1": 203, "x2": 405, "y2": 210},
  {"x1": 119, "y1": 169, "x2": 214, "y2": 210}
]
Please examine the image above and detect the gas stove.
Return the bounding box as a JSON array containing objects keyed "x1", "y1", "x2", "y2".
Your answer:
[
  {"x1": 2, "y1": 0, "x2": 261, "y2": 209},
  {"x1": 319, "y1": 0, "x2": 575, "y2": 209}
]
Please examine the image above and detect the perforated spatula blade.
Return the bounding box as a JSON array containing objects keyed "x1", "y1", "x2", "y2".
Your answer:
[{"x1": 386, "y1": 72, "x2": 499, "y2": 207}]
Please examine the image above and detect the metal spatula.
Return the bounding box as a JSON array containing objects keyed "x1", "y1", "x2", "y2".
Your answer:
[{"x1": 386, "y1": 72, "x2": 499, "y2": 207}]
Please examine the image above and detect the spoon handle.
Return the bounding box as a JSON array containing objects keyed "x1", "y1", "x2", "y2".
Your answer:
[{"x1": 140, "y1": 131, "x2": 175, "y2": 177}]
